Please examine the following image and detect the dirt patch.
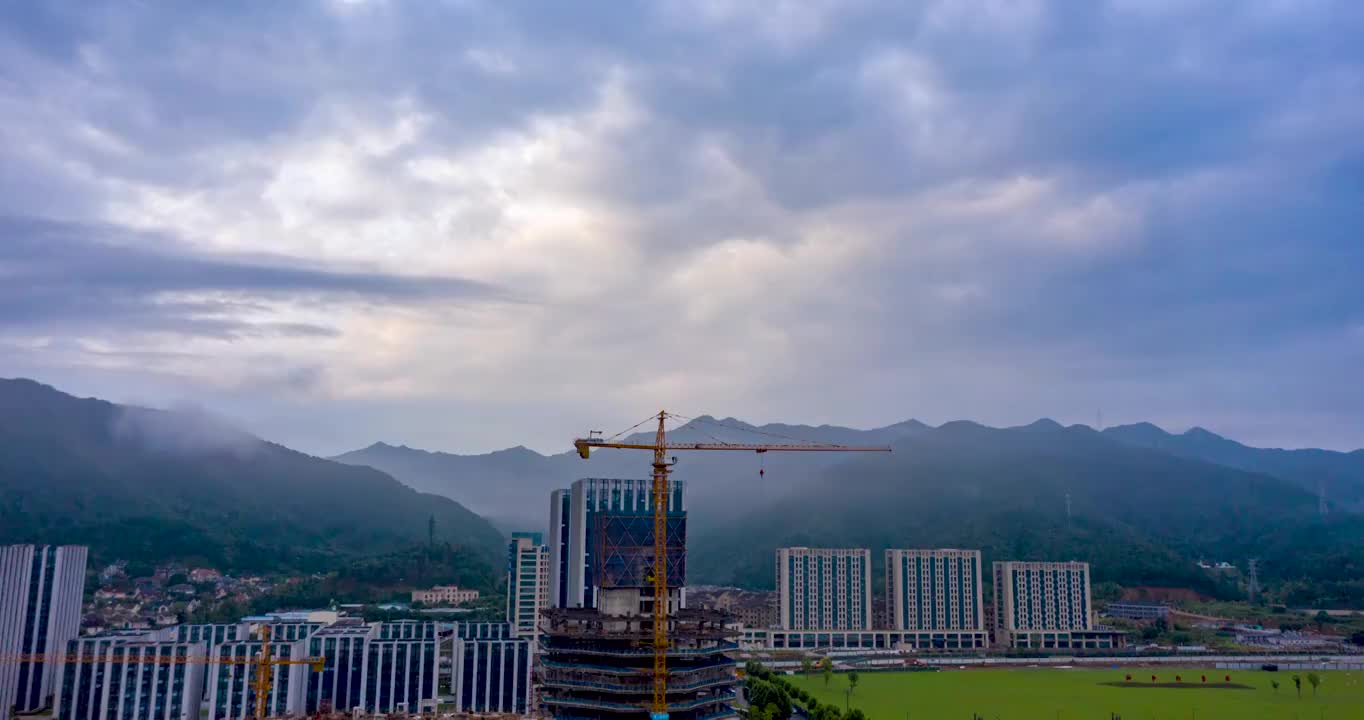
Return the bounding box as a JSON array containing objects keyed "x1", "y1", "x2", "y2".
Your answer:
[{"x1": 1099, "y1": 682, "x2": 1254, "y2": 690}]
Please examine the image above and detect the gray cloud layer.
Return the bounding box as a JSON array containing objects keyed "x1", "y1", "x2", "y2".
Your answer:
[
  {"x1": 0, "y1": 0, "x2": 1361, "y2": 453},
  {"x1": 1, "y1": 215, "x2": 505, "y2": 339}
]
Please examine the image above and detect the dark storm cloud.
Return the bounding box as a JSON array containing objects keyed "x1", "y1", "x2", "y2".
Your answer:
[
  {"x1": 0, "y1": 215, "x2": 505, "y2": 339},
  {"x1": 0, "y1": 0, "x2": 1361, "y2": 452}
]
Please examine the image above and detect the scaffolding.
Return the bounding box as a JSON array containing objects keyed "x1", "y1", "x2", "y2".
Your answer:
[{"x1": 539, "y1": 608, "x2": 737, "y2": 720}]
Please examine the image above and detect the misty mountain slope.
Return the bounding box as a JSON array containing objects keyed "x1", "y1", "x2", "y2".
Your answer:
[
  {"x1": 688, "y1": 421, "x2": 1364, "y2": 604},
  {"x1": 0, "y1": 378, "x2": 504, "y2": 569},
  {"x1": 1104, "y1": 422, "x2": 1364, "y2": 511},
  {"x1": 332, "y1": 415, "x2": 934, "y2": 531}
]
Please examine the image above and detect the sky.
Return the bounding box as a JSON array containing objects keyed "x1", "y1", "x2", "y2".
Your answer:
[{"x1": 2, "y1": 0, "x2": 1362, "y2": 456}]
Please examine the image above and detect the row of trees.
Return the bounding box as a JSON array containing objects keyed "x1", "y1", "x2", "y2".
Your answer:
[
  {"x1": 1270, "y1": 673, "x2": 1323, "y2": 698},
  {"x1": 744, "y1": 661, "x2": 868, "y2": 720}
]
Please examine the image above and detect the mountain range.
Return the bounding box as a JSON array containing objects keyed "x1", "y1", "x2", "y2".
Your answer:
[
  {"x1": 5, "y1": 375, "x2": 1362, "y2": 606},
  {"x1": 336, "y1": 415, "x2": 1364, "y2": 605},
  {"x1": 0, "y1": 378, "x2": 504, "y2": 574},
  {"x1": 331, "y1": 416, "x2": 937, "y2": 531},
  {"x1": 333, "y1": 415, "x2": 1364, "y2": 529}
]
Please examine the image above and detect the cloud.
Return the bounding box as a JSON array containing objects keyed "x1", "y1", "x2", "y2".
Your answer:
[
  {"x1": 0, "y1": 0, "x2": 1361, "y2": 454},
  {"x1": 0, "y1": 215, "x2": 506, "y2": 340},
  {"x1": 111, "y1": 402, "x2": 262, "y2": 458}
]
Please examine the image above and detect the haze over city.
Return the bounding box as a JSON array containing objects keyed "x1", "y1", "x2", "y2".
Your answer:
[{"x1": 2, "y1": 1, "x2": 1361, "y2": 457}]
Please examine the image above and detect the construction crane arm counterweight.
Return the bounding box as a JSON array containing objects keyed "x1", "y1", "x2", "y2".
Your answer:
[{"x1": 574, "y1": 411, "x2": 890, "y2": 718}]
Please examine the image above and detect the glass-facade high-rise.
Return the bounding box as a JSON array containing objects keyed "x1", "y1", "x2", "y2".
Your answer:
[
  {"x1": 450, "y1": 622, "x2": 511, "y2": 640},
  {"x1": 565, "y1": 477, "x2": 685, "y2": 610},
  {"x1": 776, "y1": 547, "x2": 871, "y2": 630},
  {"x1": 363, "y1": 637, "x2": 439, "y2": 714},
  {"x1": 0, "y1": 544, "x2": 88, "y2": 716},
  {"x1": 305, "y1": 624, "x2": 375, "y2": 714},
  {"x1": 453, "y1": 637, "x2": 532, "y2": 715},
  {"x1": 548, "y1": 489, "x2": 571, "y2": 608},
  {"x1": 207, "y1": 638, "x2": 311, "y2": 719},
  {"x1": 54, "y1": 636, "x2": 205, "y2": 720},
  {"x1": 162, "y1": 624, "x2": 243, "y2": 646},
  {"x1": 376, "y1": 620, "x2": 437, "y2": 640}
]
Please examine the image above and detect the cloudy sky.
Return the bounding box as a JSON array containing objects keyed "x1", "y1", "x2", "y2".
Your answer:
[{"x1": 2, "y1": 0, "x2": 1361, "y2": 455}]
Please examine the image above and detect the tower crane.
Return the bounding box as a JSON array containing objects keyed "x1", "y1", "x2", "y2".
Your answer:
[
  {"x1": 3, "y1": 625, "x2": 322, "y2": 720},
  {"x1": 573, "y1": 410, "x2": 891, "y2": 719}
]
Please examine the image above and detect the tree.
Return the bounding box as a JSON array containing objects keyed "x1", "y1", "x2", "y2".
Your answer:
[
  {"x1": 1314, "y1": 610, "x2": 1332, "y2": 631},
  {"x1": 802, "y1": 656, "x2": 814, "y2": 677},
  {"x1": 821, "y1": 657, "x2": 833, "y2": 688},
  {"x1": 1307, "y1": 673, "x2": 1321, "y2": 697},
  {"x1": 848, "y1": 671, "x2": 859, "y2": 696},
  {"x1": 1271, "y1": 679, "x2": 1280, "y2": 694},
  {"x1": 814, "y1": 706, "x2": 841, "y2": 720},
  {"x1": 745, "y1": 677, "x2": 792, "y2": 720},
  {"x1": 848, "y1": 709, "x2": 868, "y2": 720},
  {"x1": 1293, "y1": 674, "x2": 1302, "y2": 698}
]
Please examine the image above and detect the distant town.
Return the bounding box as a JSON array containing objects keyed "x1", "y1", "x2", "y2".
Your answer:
[{"x1": 3, "y1": 480, "x2": 1363, "y2": 720}]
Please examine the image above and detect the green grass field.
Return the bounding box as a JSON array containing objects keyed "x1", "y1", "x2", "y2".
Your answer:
[{"x1": 787, "y1": 668, "x2": 1364, "y2": 720}]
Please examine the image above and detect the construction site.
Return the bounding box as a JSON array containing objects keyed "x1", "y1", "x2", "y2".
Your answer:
[
  {"x1": 541, "y1": 411, "x2": 888, "y2": 720},
  {"x1": 539, "y1": 607, "x2": 736, "y2": 720}
]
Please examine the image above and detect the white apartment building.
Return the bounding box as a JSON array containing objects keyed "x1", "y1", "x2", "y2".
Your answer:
[
  {"x1": 775, "y1": 548, "x2": 872, "y2": 631},
  {"x1": 885, "y1": 549, "x2": 985, "y2": 632},
  {"x1": 506, "y1": 533, "x2": 549, "y2": 642}
]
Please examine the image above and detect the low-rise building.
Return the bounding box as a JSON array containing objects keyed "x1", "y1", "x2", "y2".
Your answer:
[
  {"x1": 411, "y1": 585, "x2": 481, "y2": 605},
  {"x1": 739, "y1": 627, "x2": 987, "y2": 651},
  {"x1": 1104, "y1": 601, "x2": 1171, "y2": 621},
  {"x1": 189, "y1": 568, "x2": 222, "y2": 583},
  {"x1": 689, "y1": 587, "x2": 777, "y2": 629}
]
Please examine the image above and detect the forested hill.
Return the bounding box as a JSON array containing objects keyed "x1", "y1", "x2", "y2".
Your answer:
[
  {"x1": 0, "y1": 378, "x2": 504, "y2": 572},
  {"x1": 688, "y1": 420, "x2": 1364, "y2": 606},
  {"x1": 1103, "y1": 422, "x2": 1364, "y2": 511}
]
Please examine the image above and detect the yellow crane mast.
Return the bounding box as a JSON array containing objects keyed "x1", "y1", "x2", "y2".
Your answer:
[
  {"x1": 574, "y1": 410, "x2": 890, "y2": 719},
  {"x1": 3, "y1": 624, "x2": 323, "y2": 720}
]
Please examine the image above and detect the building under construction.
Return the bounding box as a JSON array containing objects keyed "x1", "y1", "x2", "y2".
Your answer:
[
  {"x1": 539, "y1": 606, "x2": 736, "y2": 720},
  {"x1": 538, "y1": 478, "x2": 737, "y2": 720}
]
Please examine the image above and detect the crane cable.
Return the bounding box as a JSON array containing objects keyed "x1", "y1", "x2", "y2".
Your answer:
[
  {"x1": 668, "y1": 412, "x2": 829, "y2": 446},
  {"x1": 603, "y1": 413, "x2": 669, "y2": 442}
]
